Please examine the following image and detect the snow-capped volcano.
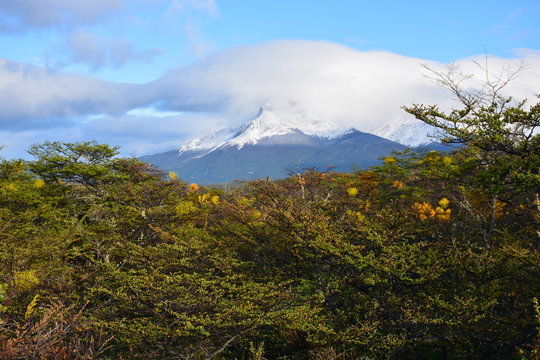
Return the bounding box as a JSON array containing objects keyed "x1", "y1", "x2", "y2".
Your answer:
[
  {"x1": 142, "y1": 104, "x2": 451, "y2": 184},
  {"x1": 142, "y1": 104, "x2": 414, "y2": 183},
  {"x1": 179, "y1": 104, "x2": 343, "y2": 155}
]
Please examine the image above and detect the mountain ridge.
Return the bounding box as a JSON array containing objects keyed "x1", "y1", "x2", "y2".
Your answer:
[{"x1": 140, "y1": 105, "x2": 440, "y2": 183}]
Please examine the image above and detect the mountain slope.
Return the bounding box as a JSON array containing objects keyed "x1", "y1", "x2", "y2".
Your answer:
[{"x1": 141, "y1": 129, "x2": 405, "y2": 184}]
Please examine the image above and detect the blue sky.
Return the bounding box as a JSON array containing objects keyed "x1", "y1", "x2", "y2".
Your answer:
[{"x1": 0, "y1": 0, "x2": 539, "y2": 158}]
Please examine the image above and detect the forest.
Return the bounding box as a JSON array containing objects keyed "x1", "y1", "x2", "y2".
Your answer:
[{"x1": 0, "y1": 74, "x2": 539, "y2": 359}]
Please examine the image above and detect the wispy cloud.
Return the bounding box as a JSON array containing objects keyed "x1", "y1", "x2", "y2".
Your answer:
[
  {"x1": 0, "y1": 0, "x2": 124, "y2": 32},
  {"x1": 0, "y1": 0, "x2": 165, "y2": 69},
  {"x1": 65, "y1": 30, "x2": 162, "y2": 70},
  {"x1": 487, "y1": 6, "x2": 536, "y2": 43},
  {"x1": 166, "y1": 0, "x2": 218, "y2": 17},
  {"x1": 164, "y1": 0, "x2": 219, "y2": 56}
]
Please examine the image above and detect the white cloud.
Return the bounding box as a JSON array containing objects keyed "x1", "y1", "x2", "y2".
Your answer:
[
  {"x1": 149, "y1": 40, "x2": 540, "y2": 133},
  {"x1": 0, "y1": 58, "x2": 145, "y2": 125}
]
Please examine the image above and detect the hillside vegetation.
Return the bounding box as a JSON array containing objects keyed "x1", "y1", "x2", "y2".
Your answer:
[{"x1": 0, "y1": 77, "x2": 539, "y2": 359}]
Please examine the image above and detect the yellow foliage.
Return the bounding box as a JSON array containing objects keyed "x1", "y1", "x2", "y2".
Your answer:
[
  {"x1": 34, "y1": 179, "x2": 45, "y2": 188},
  {"x1": 420, "y1": 151, "x2": 441, "y2": 165},
  {"x1": 438, "y1": 198, "x2": 450, "y2": 209},
  {"x1": 250, "y1": 210, "x2": 262, "y2": 220},
  {"x1": 239, "y1": 197, "x2": 254, "y2": 206},
  {"x1": 392, "y1": 180, "x2": 404, "y2": 189},
  {"x1": 25, "y1": 294, "x2": 40, "y2": 319},
  {"x1": 347, "y1": 187, "x2": 358, "y2": 197},
  {"x1": 196, "y1": 193, "x2": 219, "y2": 205},
  {"x1": 189, "y1": 183, "x2": 200, "y2": 192},
  {"x1": 13, "y1": 270, "x2": 40, "y2": 292},
  {"x1": 413, "y1": 200, "x2": 452, "y2": 221},
  {"x1": 435, "y1": 207, "x2": 452, "y2": 221},
  {"x1": 384, "y1": 157, "x2": 396, "y2": 165},
  {"x1": 198, "y1": 193, "x2": 218, "y2": 204},
  {"x1": 413, "y1": 202, "x2": 436, "y2": 220},
  {"x1": 442, "y1": 156, "x2": 453, "y2": 165},
  {"x1": 168, "y1": 171, "x2": 178, "y2": 180}
]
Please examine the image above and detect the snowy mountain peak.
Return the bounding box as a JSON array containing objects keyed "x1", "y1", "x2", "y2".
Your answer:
[
  {"x1": 228, "y1": 106, "x2": 339, "y2": 148},
  {"x1": 179, "y1": 105, "x2": 344, "y2": 154}
]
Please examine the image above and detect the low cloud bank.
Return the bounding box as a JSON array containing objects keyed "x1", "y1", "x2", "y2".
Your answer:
[{"x1": 1, "y1": 40, "x2": 539, "y2": 158}]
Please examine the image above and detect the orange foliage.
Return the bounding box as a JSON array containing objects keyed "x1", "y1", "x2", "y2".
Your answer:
[{"x1": 413, "y1": 202, "x2": 436, "y2": 220}]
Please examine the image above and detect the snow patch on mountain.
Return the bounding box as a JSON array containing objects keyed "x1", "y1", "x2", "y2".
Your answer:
[
  {"x1": 179, "y1": 127, "x2": 236, "y2": 153},
  {"x1": 374, "y1": 119, "x2": 441, "y2": 147},
  {"x1": 179, "y1": 104, "x2": 345, "y2": 154}
]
